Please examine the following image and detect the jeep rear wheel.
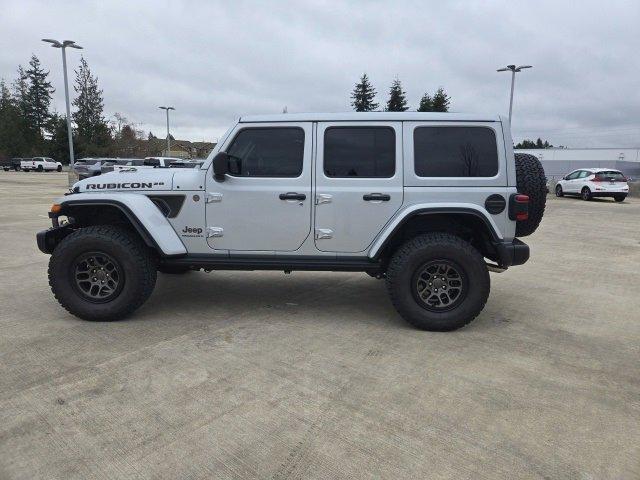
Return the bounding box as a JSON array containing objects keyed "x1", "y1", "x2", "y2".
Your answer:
[
  {"x1": 386, "y1": 233, "x2": 490, "y2": 331},
  {"x1": 48, "y1": 225, "x2": 157, "y2": 321},
  {"x1": 514, "y1": 153, "x2": 546, "y2": 236}
]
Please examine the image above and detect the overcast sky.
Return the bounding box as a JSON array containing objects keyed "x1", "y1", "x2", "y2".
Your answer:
[{"x1": 2, "y1": 0, "x2": 639, "y2": 147}]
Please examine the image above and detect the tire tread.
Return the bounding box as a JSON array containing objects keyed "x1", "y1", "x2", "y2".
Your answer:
[
  {"x1": 385, "y1": 232, "x2": 489, "y2": 331},
  {"x1": 48, "y1": 225, "x2": 156, "y2": 321}
]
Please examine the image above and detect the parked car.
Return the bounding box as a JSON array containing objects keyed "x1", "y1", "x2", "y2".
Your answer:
[
  {"x1": 21, "y1": 157, "x2": 62, "y2": 172},
  {"x1": 143, "y1": 156, "x2": 183, "y2": 167},
  {"x1": 73, "y1": 158, "x2": 103, "y2": 179},
  {"x1": 555, "y1": 168, "x2": 629, "y2": 202},
  {"x1": 102, "y1": 159, "x2": 145, "y2": 174},
  {"x1": 38, "y1": 112, "x2": 547, "y2": 331},
  {"x1": 1, "y1": 158, "x2": 25, "y2": 171}
]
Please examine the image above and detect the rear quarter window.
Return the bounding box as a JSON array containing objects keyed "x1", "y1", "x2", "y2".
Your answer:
[{"x1": 413, "y1": 127, "x2": 499, "y2": 177}]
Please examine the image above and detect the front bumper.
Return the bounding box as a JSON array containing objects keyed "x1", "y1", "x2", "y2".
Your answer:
[
  {"x1": 36, "y1": 223, "x2": 73, "y2": 254},
  {"x1": 494, "y1": 238, "x2": 529, "y2": 268}
]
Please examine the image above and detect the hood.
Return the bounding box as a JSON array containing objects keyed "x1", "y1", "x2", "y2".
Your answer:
[{"x1": 73, "y1": 169, "x2": 175, "y2": 193}]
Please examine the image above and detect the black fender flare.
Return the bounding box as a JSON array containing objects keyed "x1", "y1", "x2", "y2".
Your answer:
[{"x1": 369, "y1": 207, "x2": 502, "y2": 261}]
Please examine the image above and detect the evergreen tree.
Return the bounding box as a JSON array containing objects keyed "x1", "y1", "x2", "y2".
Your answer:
[
  {"x1": 417, "y1": 92, "x2": 433, "y2": 112},
  {"x1": 350, "y1": 73, "x2": 378, "y2": 112},
  {"x1": 385, "y1": 78, "x2": 408, "y2": 112},
  {"x1": 12, "y1": 66, "x2": 30, "y2": 121},
  {"x1": 47, "y1": 113, "x2": 74, "y2": 163},
  {"x1": 25, "y1": 55, "x2": 54, "y2": 135},
  {"x1": 515, "y1": 138, "x2": 552, "y2": 149},
  {"x1": 72, "y1": 57, "x2": 111, "y2": 155},
  {"x1": 431, "y1": 87, "x2": 451, "y2": 112},
  {"x1": 0, "y1": 79, "x2": 30, "y2": 156}
]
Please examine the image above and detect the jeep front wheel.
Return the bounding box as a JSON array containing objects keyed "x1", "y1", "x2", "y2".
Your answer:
[
  {"x1": 385, "y1": 233, "x2": 490, "y2": 331},
  {"x1": 48, "y1": 225, "x2": 157, "y2": 321}
]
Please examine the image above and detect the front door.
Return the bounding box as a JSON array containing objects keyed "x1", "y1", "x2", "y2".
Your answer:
[
  {"x1": 205, "y1": 123, "x2": 312, "y2": 252},
  {"x1": 314, "y1": 122, "x2": 403, "y2": 253}
]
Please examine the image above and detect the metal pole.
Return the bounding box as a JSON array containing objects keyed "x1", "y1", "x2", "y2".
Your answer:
[
  {"x1": 61, "y1": 46, "x2": 75, "y2": 184},
  {"x1": 166, "y1": 109, "x2": 170, "y2": 155},
  {"x1": 508, "y1": 69, "x2": 516, "y2": 125}
]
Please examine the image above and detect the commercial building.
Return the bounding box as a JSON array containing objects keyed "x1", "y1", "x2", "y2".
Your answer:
[{"x1": 515, "y1": 148, "x2": 640, "y2": 179}]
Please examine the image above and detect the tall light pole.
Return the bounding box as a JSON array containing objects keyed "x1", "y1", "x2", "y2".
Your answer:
[
  {"x1": 42, "y1": 39, "x2": 82, "y2": 183},
  {"x1": 497, "y1": 64, "x2": 532, "y2": 124},
  {"x1": 158, "y1": 106, "x2": 175, "y2": 155}
]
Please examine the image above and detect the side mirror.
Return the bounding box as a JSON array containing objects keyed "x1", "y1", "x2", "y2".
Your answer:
[{"x1": 212, "y1": 152, "x2": 229, "y2": 181}]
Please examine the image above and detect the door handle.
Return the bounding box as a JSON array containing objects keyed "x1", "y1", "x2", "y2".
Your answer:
[
  {"x1": 279, "y1": 192, "x2": 306, "y2": 201},
  {"x1": 363, "y1": 193, "x2": 391, "y2": 202}
]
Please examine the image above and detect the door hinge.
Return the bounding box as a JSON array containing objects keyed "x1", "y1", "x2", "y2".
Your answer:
[
  {"x1": 206, "y1": 227, "x2": 224, "y2": 238},
  {"x1": 315, "y1": 194, "x2": 332, "y2": 205},
  {"x1": 205, "y1": 192, "x2": 223, "y2": 203},
  {"x1": 315, "y1": 228, "x2": 333, "y2": 239}
]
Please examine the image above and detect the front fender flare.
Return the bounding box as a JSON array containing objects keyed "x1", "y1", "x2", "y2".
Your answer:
[
  {"x1": 368, "y1": 203, "x2": 503, "y2": 259},
  {"x1": 58, "y1": 193, "x2": 187, "y2": 256}
]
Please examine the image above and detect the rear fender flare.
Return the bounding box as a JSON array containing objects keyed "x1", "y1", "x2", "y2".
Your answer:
[{"x1": 368, "y1": 203, "x2": 503, "y2": 259}]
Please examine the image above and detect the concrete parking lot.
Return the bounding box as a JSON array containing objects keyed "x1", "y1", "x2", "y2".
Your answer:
[{"x1": 1, "y1": 172, "x2": 639, "y2": 479}]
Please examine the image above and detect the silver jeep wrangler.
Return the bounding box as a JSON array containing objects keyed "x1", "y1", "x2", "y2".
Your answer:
[{"x1": 38, "y1": 113, "x2": 546, "y2": 331}]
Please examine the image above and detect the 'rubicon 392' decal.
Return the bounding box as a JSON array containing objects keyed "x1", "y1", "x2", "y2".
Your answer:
[{"x1": 86, "y1": 182, "x2": 165, "y2": 189}]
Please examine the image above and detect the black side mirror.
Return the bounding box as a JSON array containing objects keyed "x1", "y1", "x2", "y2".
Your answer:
[{"x1": 212, "y1": 152, "x2": 229, "y2": 181}]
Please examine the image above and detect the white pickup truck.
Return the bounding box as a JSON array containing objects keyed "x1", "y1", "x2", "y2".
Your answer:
[{"x1": 21, "y1": 157, "x2": 62, "y2": 172}]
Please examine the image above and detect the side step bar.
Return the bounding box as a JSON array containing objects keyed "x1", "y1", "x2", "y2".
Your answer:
[{"x1": 160, "y1": 255, "x2": 382, "y2": 273}]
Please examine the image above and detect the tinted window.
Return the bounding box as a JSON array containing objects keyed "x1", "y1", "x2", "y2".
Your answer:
[
  {"x1": 226, "y1": 128, "x2": 304, "y2": 177},
  {"x1": 566, "y1": 171, "x2": 581, "y2": 180},
  {"x1": 414, "y1": 127, "x2": 499, "y2": 177},
  {"x1": 144, "y1": 158, "x2": 161, "y2": 167},
  {"x1": 595, "y1": 171, "x2": 625, "y2": 180},
  {"x1": 324, "y1": 127, "x2": 395, "y2": 178}
]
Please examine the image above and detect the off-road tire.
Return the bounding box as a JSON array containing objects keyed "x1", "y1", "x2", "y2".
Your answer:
[
  {"x1": 48, "y1": 225, "x2": 157, "y2": 321},
  {"x1": 158, "y1": 265, "x2": 192, "y2": 274},
  {"x1": 614, "y1": 195, "x2": 626, "y2": 202},
  {"x1": 56, "y1": 165, "x2": 62, "y2": 172},
  {"x1": 385, "y1": 233, "x2": 490, "y2": 331},
  {"x1": 514, "y1": 153, "x2": 546, "y2": 236},
  {"x1": 37, "y1": 165, "x2": 43, "y2": 172},
  {"x1": 581, "y1": 187, "x2": 592, "y2": 201},
  {"x1": 555, "y1": 184, "x2": 563, "y2": 197}
]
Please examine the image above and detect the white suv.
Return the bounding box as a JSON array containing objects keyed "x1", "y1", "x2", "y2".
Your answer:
[{"x1": 555, "y1": 168, "x2": 629, "y2": 202}]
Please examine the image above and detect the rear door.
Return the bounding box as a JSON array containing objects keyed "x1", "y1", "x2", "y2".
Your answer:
[{"x1": 314, "y1": 122, "x2": 403, "y2": 253}]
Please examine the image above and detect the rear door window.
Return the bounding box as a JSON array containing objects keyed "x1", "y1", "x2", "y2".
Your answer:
[
  {"x1": 323, "y1": 127, "x2": 395, "y2": 178},
  {"x1": 413, "y1": 127, "x2": 499, "y2": 177}
]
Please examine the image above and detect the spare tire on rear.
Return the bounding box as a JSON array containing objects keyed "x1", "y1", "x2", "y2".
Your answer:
[{"x1": 514, "y1": 153, "x2": 546, "y2": 237}]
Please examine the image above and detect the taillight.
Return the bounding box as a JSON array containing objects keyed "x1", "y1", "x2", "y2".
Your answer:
[{"x1": 509, "y1": 194, "x2": 529, "y2": 221}]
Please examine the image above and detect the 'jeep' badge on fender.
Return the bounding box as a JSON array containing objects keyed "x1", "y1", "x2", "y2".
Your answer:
[{"x1": 181, "y1": 226, "x2": 203, "y2": 237}]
